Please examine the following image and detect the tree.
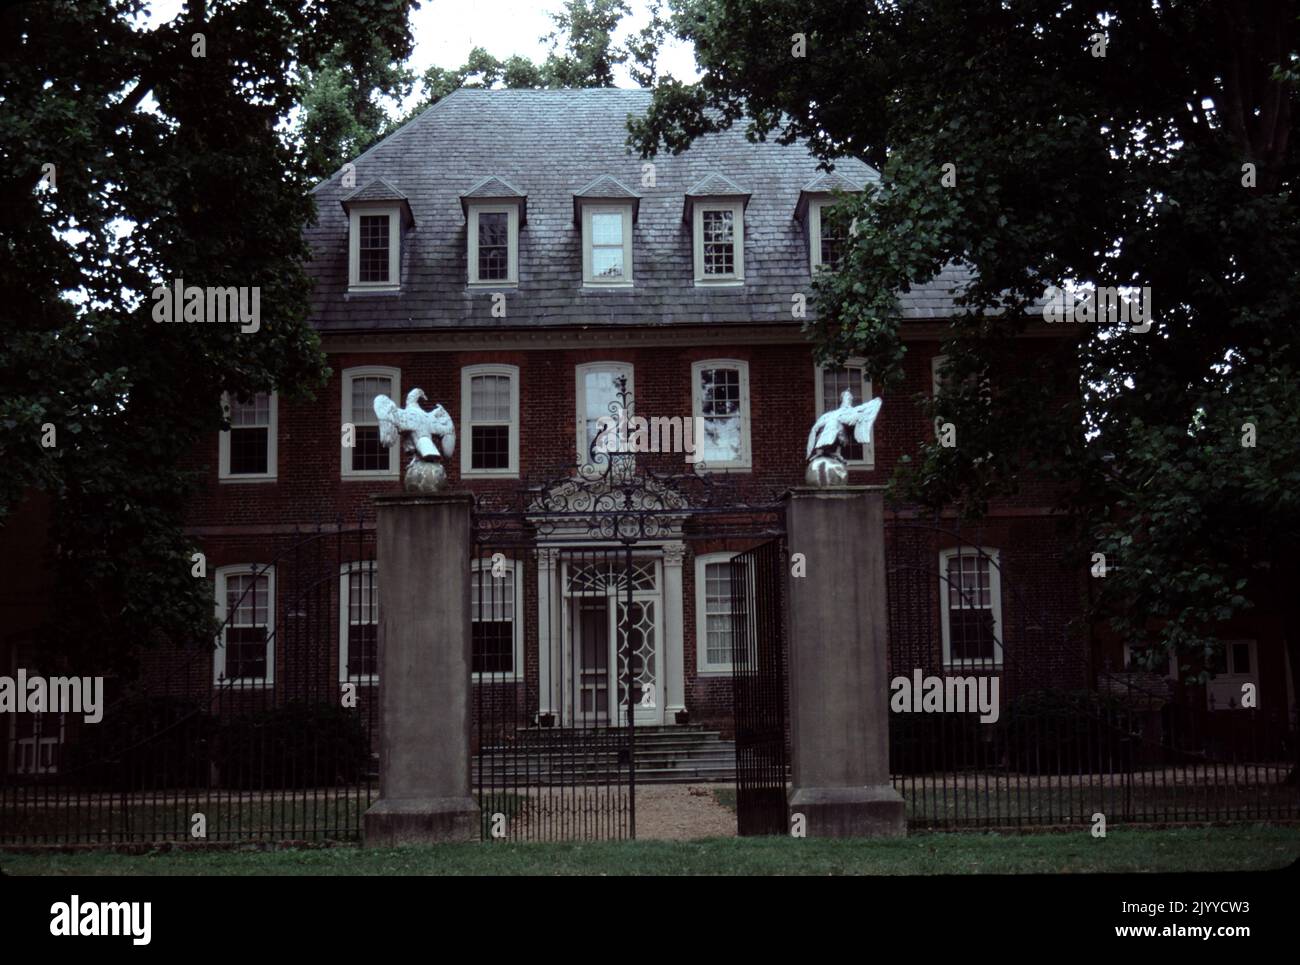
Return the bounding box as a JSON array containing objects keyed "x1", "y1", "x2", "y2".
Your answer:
[
  {"x1": 629, "y1": 1, "x2": 1300, "y2": 696},
  {"x1": 389, "y1": 0, "x2": 664, "y2": 130},
  {"x1": 297, "y1": 43, "x2": 414, "y2": 183},
  {"x1": 0, "y1": 0, "x2": 416, "y2": 670}
]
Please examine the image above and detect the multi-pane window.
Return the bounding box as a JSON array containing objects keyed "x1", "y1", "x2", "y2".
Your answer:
[
  {"x1": 342, "y1": 369, "x2": 397, "y2": 476},
  {"x1": 693, "y1": 361, "x2": 749, "y2": 468},
  {"x1": 472, "y1": 563, "x2": 516, "y2": 675},
  {"x1": 701, "y1": 209, "x2": 735, "y2": 275},
  {"x1": 578, "y1": 364, "x2": 632, "y2": 461},
  {"x1": 477, "y1": 212, "x2": 509, "y2": 281},
  {"x1": 586, "y1": 209, "x2": 629, "y2": 283},
  {"x1": 815, "y1": 204, "x2": 848, "y2": 269},
  {"x1": 220, "y1": 392, "x2": 275, "y2": 479},
  {"x1": 462, "y1": 366, "x2": 519, "y2": 475},
  {"x1": 358, "y1": 214, "x2": 391, "y2": 283},
  {"x1": 702, "y1": 560, "x2": 734, "y2": 671},
  {"x1": 818, "y1": 364, "x2": 870, "y2": 463},
  {"x1": 348, "y1": 206, "x2": 400, "y2": 289},
  {"x1": 941, "y1": 551, "x2": 1001, "y2": 665},
  {"x1": 218, "y1": 568, "x2": 273, "y2": 683},
  {"x1": 341, "y1": 564, "x2": 378, "y2": 681}
]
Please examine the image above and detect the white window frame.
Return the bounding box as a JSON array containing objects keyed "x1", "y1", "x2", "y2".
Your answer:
[
  {"x1": 581, "y1": 204, "x2": 634, "y2": 287},
  {"x1": 691, "y1": 359, "x2": 751, "y2": 471},
  {"x1": 347, "y1": 204, "x2": 401, "y2": 291},
  {"x1": 814, "y1": 360, "x2": 874, "y2": 468},
  {"x1": 694, "y1": 552, "x2": 739, "y2": 675},
  {"x1": 575, "y1": 361, "x2": 634, "y2": 464},
  {"x1": 219, "y1": 391, "x2": 278, "y2": 483},
  {"x1": 692, "y1": 201, "x2": 745, "y2": 285},
  {"x1": 339, "y1": 561, "x2": 379, "y2": 685},
  {"x1": 471, "y1": 557, "x2": 524, "y2": 681},
  {"x1": 1207, "y1": 638, "x2": 1259, "y2": 710},
  {"x1": 809, "y1": 199, "x2": 847, "y2": 273},
  {"x1": 938, "y1": 548, "x2": 1003, "y2": 669},
  {"x1": 467, "y1": 203, "x2": 520, "y2": 287},
  {"x1": 214, "y1": 564, "x2": 275, "y2": 687},
  {"x1": 341, "y1": 366, "x2": 400, "y2": 479},
  {"x1": 460, "y1": 364, "x2": 520, "y2": 477}
]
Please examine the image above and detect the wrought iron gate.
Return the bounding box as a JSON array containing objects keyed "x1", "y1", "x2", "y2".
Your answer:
[{"x1": 730, "y1": 540, "x2": 790, "y2": 835}]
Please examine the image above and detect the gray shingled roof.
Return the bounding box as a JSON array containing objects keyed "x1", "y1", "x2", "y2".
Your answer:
[{"x1": 305, "y1": 88, "x2": 971, "y2": 331}]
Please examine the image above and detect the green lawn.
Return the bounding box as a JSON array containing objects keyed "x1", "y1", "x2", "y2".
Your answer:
[{"x1": 3, "y1": 826, "x2": 1297, "y2": 876}]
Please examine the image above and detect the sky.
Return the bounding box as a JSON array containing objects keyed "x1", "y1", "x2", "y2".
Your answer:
[{"x1": 144, "y1": 0, "x2": 700, "y2": 114}]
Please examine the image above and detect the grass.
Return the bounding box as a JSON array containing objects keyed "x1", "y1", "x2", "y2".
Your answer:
[{"x1": 3, "y1": 826, "x2": 1297, "y2": 876}]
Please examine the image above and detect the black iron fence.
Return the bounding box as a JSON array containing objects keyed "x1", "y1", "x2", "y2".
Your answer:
[
  {"x1": 730, "y1": 539, "x2": 789, "y2": 836},
  {"x1": 1, "y1": 522, "x2": 377, "y2": 845},
  {"x1": 884, "y1": 520, "x2": 1300, "y2": 828},
  {"x1": 471, "y1": 544, "x2": 636, "y2": 842}
]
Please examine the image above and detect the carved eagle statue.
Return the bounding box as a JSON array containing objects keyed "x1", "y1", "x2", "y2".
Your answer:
[
  {"x1": 806, "y1": 390, "x2": 882, "y2": 463},
  {"x1": 373, "y1": 388, "x2": 456, "y2": 463}
]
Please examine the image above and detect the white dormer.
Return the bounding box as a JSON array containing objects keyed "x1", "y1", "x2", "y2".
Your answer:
[
  {"x1": 684, "y1": 173, "x2": 750, "y2": 286},
  {"x1": 460, "y1": 175, "x2": 527, "y2": 287},
  {"x1": 341, "y1": 177, "x2": 413, "y2": 292},
  {"x1": 573, "y1": 175, "x2": 639, "y2": 287}
]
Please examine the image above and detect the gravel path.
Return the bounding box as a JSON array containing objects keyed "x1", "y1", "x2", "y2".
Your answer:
[{"x1": 633, "y1": 783, "x2": 736, "y2": 840}]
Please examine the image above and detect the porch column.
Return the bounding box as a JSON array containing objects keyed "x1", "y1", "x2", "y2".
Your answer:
[
  {"x1": 536, "y1": 547, "x2": 560, "y2": 721},
  {"x1": 784, "y1": 486, "x2": 905, "y2": 837},
  {"x1": 364, "y1": 493, "x2": 479, "y2": 846},
  {"x1": 661, "y1": 542, "x2": 687, "y2": 722}
]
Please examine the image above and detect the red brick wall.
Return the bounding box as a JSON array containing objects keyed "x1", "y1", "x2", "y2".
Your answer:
[{"x1": 176, "y1": 335, "x2": 1086, "y2": 728}]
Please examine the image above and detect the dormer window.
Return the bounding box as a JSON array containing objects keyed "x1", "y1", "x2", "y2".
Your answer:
[
  {"x1": 796, "y1": 172, "x2": 866, "y2": 275},
  {"x1": 469, "y1": 206, "x2": 518, "y2": 285},
  {"x1": 460, "y1": 176, "x2": 527, "y2": 288},
  {"x1": 573, "y1": 175, "x2": 639, "y2": 288},
  {"x1": 809, "y1": 200, "x2": 848, "y2": 271},
  {"x1": 684, "y1": 174, "x2": 749, "y2": 286},
  {"x1": 584, "y1": 207, "x2": 633, "y2": 285},
  {"x1": 341, "y1": 178, "x2": 412, "y2": 293}
]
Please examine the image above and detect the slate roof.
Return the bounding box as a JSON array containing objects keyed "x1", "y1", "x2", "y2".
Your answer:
[{"x1": 305, "y1": 88, "x2": 972, "y2": 332}]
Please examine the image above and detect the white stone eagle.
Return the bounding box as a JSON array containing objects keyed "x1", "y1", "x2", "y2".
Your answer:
[
  {"x1": 805, "y1": 390, "x2": 882, "y2": 487},
  {"x1": 373, "y1": 388, "x2": 456, "y2": 463}
]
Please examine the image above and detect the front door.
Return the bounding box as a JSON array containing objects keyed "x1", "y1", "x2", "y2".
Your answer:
[{"x1": 564, "y1": 553, "x2": 663, "y2": 726}]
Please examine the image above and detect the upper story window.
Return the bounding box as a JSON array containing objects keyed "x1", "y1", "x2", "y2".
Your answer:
[
  {"x1": 461, "y1": 177, "x2": 527, "y2": 288},
  {"x1": 470, "y1": 206, "x2": 517, "y2": 284},
  {"x1": 215, "y1": 565, "x2": 275, "y2": 686},
  {"x1": 815, "y1": 361, "x2": 873, "y2": 467},
  {"x1": 939, "y1": 548, "x2": 1003, "y2": 668},
  {"x1": 346, "y1": 206, "x2": 401, "y2": 290},
  {"x1": 691, "y1": 359, "x2": 751, "y2": 470},
  {"x1": 809, "y1": 200, "x2": 849, "y2": 271},
  {"x1": 461, "y1": 364, "x2": 520, "y2": 476},
  {"x1": 694, "y1": 202, "x2": 744, "y2": 283},
  {"x1": 219, "y1": 391, "x2": 277, "y2": 482},
  {"x1": 341, "y1": 366, "x2": 400, "y2": 478},
  {"x1": 576, "y1": 362, "x2": 633, "y2": 463},
  {"x1": 342, "y1": 178, "x2": 412, "y2": 292},
  {"x1": 339, "y1": 562, "x2": 378, "y2": 684},
  {"x1": 583, "y1": 206, "x2": 634, "y2": 285},
  {"x1": 684, "y1": 174, "x2": 749, "y2": 286}
]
